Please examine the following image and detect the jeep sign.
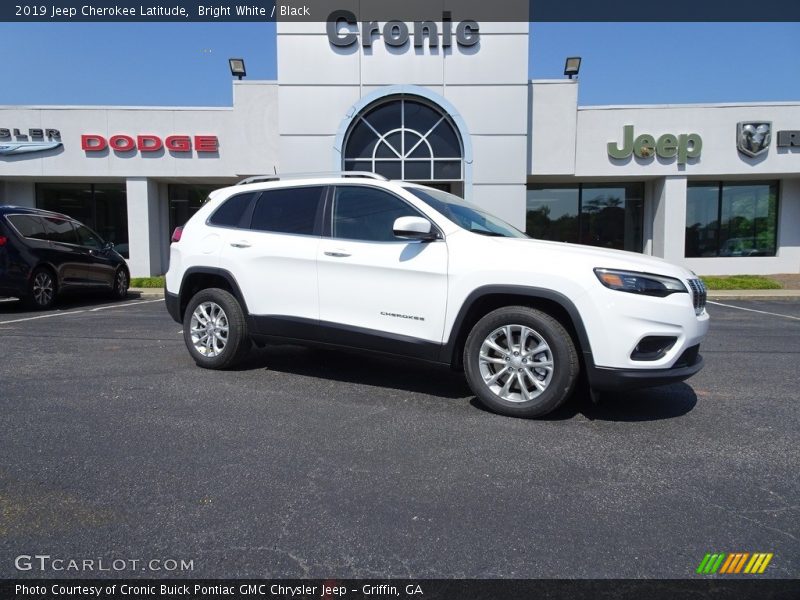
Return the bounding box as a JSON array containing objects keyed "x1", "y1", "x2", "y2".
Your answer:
[
  {"x1": 608, "y1": 125, "x2": 702, "y2": 165},
  {"x1": 326, "y1": 10, "x2": 479, "y2": 49}
]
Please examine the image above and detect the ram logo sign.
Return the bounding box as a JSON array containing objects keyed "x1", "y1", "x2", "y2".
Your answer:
[{"x1": 737, "y1": 121, "x2": 772, "y2": 157}]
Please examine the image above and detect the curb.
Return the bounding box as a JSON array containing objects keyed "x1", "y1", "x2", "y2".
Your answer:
[{"x1": 130, "y1": 287, "x2": 164, "y2": 299}]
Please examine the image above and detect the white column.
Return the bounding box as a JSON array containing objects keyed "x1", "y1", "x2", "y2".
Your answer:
[
  {"x1": 125, "y1": 177, "x2": 162, "y2": 277},
  {"x1": 651, "y1": 176, "x2": 687, "y2": 264},
  {"x1": 777, "y1": 178, "x2": 800, "y2": 273}
]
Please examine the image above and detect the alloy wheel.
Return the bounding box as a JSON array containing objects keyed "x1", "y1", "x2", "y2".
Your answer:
[
  {"x1": 189, "y1": 301, "x2": 229, "y2": 358},
  {"x1": 115, "y1": 270, "x2": 128, "y2": 296},
  {"x1": 33, "y1": 272, "x2": 54, "y2": 307},
  {"x1": 478, "y1": 324, "x2": 554, "y2": 403}
]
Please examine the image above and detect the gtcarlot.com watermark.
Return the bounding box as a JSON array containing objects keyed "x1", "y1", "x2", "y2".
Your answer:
[{"x1": 15, "y1": 554, "x2": 194, "y2": 572}]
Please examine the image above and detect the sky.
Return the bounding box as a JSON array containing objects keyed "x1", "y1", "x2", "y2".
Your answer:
[{"x1": 0, "y1": 22, "x2": 798, "y2": 107}]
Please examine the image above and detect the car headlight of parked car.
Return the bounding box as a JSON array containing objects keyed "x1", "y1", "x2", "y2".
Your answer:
[{"x1": 594, "y1": 268, "x2": 688, "y2": 297}]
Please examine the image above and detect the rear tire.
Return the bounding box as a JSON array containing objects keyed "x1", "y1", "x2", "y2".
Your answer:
[
  {"x1": 183, "y1": 288, "x2": 250, "y2": 369},
  {"x1": 26, "y1": 267, "x2": 57, "y2": 310},
  {"x1": 463, "y1": 306, "x2": 579, "y2": 418}
]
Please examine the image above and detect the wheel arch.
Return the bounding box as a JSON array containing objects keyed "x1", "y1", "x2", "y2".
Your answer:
[
  {"x1": 178, "y1": 267, "x2": 248, "y2": 322},
  {"x1": 32, "y1": 261, "x2": 60, "y2": 288},
  {"x1": 443, "y1": 285, "x2": 594, "y2": 370}
]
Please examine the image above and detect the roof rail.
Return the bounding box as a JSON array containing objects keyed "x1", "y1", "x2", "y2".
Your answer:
[{"x1": 235, "y1": 171, "x2": 389, "y2": 186}]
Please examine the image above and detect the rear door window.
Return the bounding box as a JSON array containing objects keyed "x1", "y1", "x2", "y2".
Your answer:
[
  {"x1": 7, "y1": 215, "x2": 48, "y2": 240},
  {"x1": 42, "y1": 217, "x2": 78, "y2": 245},
  {"x1": 250, "y1": 186, "x2": 324, "y2": 235}
]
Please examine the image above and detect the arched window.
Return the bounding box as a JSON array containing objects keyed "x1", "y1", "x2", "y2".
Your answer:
[{"x1": 342, "y1": 96, "x2": 463, "y2": 182}]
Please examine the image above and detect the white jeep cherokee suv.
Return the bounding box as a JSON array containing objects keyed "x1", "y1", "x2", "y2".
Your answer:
[{"x1": 165, "y1": 173, "x2": 708, "y2": 418}]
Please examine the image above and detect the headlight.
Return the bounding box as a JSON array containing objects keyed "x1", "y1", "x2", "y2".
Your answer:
[{"x1": 594, "y1": 268, "x2": 688, "y2": 297}]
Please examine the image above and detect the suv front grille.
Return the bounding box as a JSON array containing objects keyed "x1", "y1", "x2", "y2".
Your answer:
[{"x1": 687, "y1": 278, "x2": 707, "y2": 315}]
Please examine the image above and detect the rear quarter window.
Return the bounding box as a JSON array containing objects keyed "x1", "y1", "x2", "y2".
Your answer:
[
  {"x1": 7, "y1": 215, "x2": 48, "y2": 240},
  {"x1": 208, "y1": 192, "x2": 257, "y2": 228}
]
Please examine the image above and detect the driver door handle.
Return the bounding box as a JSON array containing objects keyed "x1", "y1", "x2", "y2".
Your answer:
[
  {"x1": 324, "y1": 251, "x2": 351, "y2": 258},
  {"x1": 230, "y1": 241, "x2": 251, "y2": 248}
]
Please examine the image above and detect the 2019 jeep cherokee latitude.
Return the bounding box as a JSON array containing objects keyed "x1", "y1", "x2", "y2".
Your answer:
[{"x1": 165, "y1": 174, "x2": 708, "y2": 418}]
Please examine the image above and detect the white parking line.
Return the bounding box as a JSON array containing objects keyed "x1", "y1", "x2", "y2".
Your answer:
[
  {"x1": 0, "y1": 299, "x2": 163, "y2": 325},
  {"x1": 708, "y1": 300, "x2": 800, "y2": 321},
  {"x1": 88, "y1": 299, "x2": 163, "y2": 312}
]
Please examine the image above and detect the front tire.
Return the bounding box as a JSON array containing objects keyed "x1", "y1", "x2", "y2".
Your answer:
[
  {"x1": 464, "y1": 306, "x2": 579, "y2": 418},
  {"x1": 183, "y1": 288, "x2": 250, "y2": 369},
  {"x1": 27, "y1": 267, "x2": 57, "y2": 310},
  {"x1": 111, "y1": 267, "x2": 129, "y2": 300}
]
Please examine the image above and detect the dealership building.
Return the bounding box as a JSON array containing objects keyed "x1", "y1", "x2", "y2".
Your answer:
[{"x1": 1, "y1": 21, "x2": 798, "y2": 277}]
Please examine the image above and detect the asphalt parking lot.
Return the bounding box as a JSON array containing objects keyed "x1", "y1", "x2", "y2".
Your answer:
[{"x1": 0, "y1": 295, "x2": 798, "y2": 579}]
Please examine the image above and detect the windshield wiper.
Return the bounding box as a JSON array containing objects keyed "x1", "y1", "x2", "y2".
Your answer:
[{"x1": 469, "y1": 229, "x2": 506, "y2": 237}]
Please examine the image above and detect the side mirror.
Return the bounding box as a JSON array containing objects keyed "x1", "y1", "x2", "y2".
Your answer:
[
  {"x1": 393, "y1": 216, "x2": 437, "y2": 241},
  {"x1": 103, "y1": 241, "x2": 115, "y2": 251}
]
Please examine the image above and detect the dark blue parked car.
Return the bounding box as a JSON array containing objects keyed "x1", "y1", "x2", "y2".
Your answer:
[{"x1": 0, "y1": 206, "x2": 129, "y2": 309}]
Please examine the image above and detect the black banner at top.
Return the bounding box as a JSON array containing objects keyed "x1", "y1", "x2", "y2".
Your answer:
[{"x1": 2, "y1": 0, "x2": 800, "y2": 22}]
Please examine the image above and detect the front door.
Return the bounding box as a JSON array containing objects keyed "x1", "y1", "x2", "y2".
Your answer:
[
  {"x1": 73, "y1": 222, "x2": 116, "y2": 287},
  {"x1": 317, "y1": 185, "x2": 448, "y2": 347}
]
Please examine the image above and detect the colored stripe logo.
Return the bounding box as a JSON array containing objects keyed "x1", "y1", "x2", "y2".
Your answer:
[{"x1": 697, "y1": 552, "x2": 773, "y2": 574}]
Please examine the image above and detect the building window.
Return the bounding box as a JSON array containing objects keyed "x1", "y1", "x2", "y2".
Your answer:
[
  {"x1": 168, "y1": 184, "x2": 220, "y2": 237},
  {"x1": 37, "y1": 183, "x2": 128, "y2": 257},
  {"x1": 526, "y1": 183, "x2": 644, "y2": 252},
  {"x1": 685, "y1": 181, "x2": 778, "y2": 257},
  {"x1": 343, "y1": 96, "x2": 463, "y2": 183}
]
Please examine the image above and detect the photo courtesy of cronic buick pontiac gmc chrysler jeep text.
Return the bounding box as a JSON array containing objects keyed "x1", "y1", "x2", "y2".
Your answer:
[{"x1": 165, "y1": 173, "x2": 708, "y2": 418}]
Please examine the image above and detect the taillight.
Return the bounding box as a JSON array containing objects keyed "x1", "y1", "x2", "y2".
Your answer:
[
  {"x1": 171, "y1": 227, "x2": 183, "y2": 243},
  {"x1": 0, "y1": 236, "x2": 7, "y2": 246}
]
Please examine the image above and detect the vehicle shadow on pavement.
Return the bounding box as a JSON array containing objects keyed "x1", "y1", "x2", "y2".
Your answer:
[
  {"x1": 534, "y1": 382, "x2": 697, "y2": 422},
  {"x1": 237, "y1": 344, "x2": 698, "y2": 420},
  {"x1": 236, "y1": 344, "x2": 474, "y2": 399}
]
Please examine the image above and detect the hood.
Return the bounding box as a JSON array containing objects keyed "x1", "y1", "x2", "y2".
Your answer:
[{"x1": 481, "y1": 235, "x2": 695, "y2": 280}]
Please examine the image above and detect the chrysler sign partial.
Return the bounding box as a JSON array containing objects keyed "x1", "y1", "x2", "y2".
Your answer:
[
  {"x1": 0, "y1": 127, "x2": 62, "y2": 156},
  {"x1": 81, "y1": 134, "x2": 218, "y2": 154}
]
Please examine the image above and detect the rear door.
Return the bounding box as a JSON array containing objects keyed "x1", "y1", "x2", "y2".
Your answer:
[
  {"x1": 40, "y1": 216, "x2": 86, "y2": 287},
  {"x1": 216, "y1": 186, "x2": 325, "y2": 324}
]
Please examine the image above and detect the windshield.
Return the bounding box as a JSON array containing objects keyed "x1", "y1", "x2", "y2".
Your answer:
[{"x1": 404, "y1": 186, "x2": 528, "y2": 239}]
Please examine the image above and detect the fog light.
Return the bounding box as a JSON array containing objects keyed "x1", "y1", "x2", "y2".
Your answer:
[{"x1": 631, "y1": 336, "x2": 677, "y2": 361}]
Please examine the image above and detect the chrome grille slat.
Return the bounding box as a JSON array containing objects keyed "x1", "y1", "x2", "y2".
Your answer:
[{"x1": 687, "y1": 278, "x2": 707, "y2": 315}]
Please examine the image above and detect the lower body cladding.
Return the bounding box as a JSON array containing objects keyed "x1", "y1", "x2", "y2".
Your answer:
[
  {"x1": 585, "y1": 345, "x2": 704, "y2": 392},
  {"x1": 165, "y1": 290, "x2": 707, "y2": 394}
]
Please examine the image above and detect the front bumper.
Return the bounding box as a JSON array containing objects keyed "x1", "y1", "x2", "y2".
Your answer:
[{"x1": 587, "y1": 344, "x2": 704, "y2": 391}]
